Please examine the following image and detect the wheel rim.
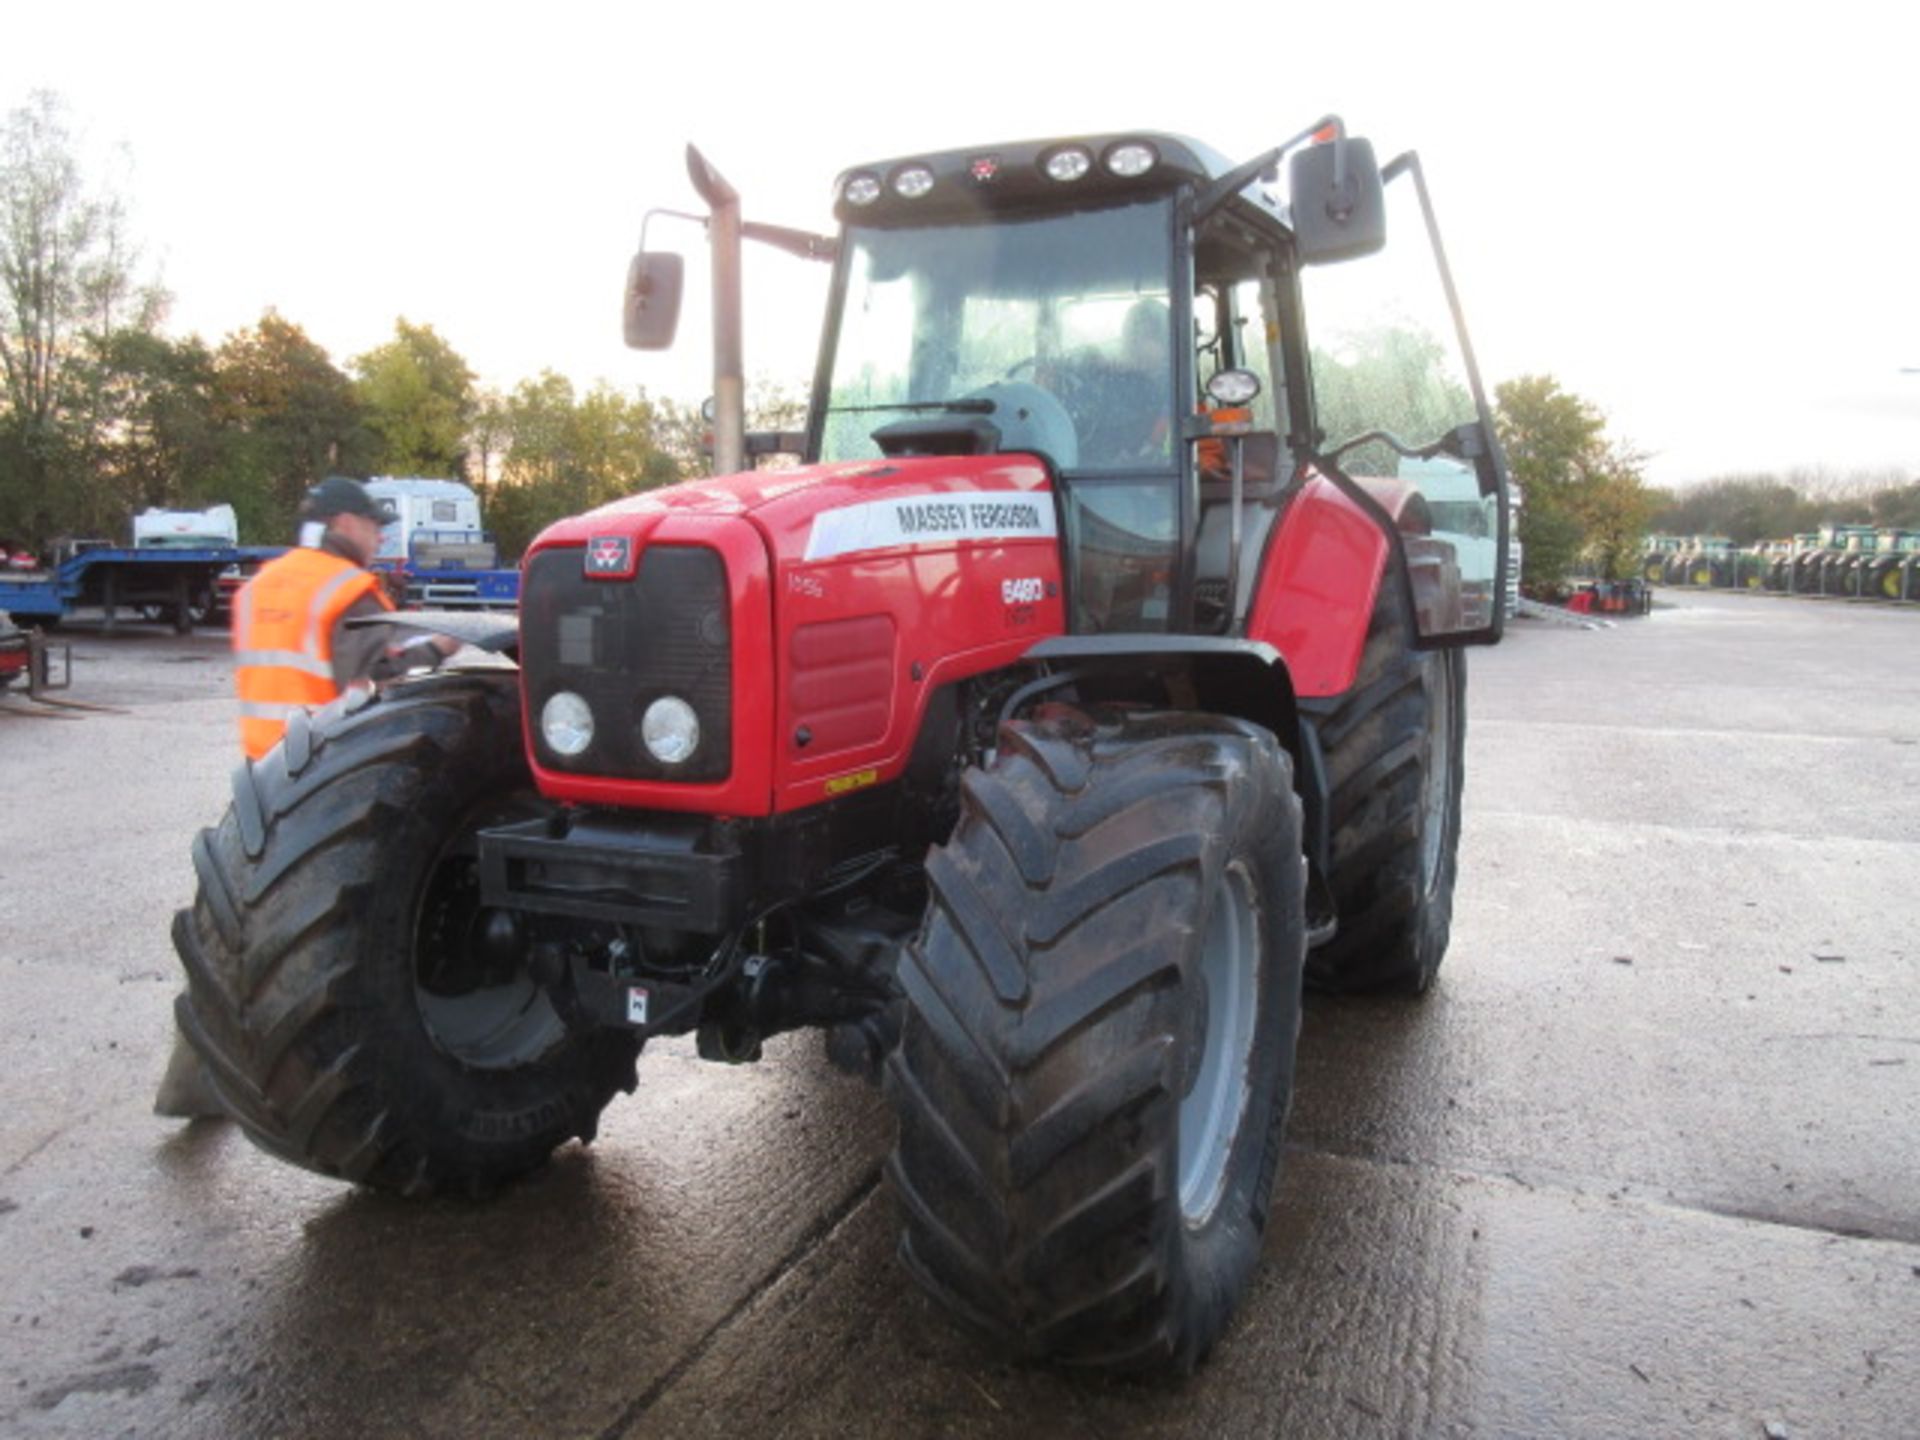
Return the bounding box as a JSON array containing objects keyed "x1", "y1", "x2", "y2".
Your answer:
[
  {"x1": 413, "y1": 811, "x2": 568, "y2": 1070},
  {"x1": 1178, "y1": 860, "x2": 1261, "y2": 1226},
  {"x1": 1417, "y1": 655, "x2": 1455, "y2": 897}
]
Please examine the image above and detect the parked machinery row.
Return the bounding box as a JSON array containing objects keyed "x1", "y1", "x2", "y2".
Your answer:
[{"x1": 1641, "y1": 529, "x2": 1920, "y2": 600}]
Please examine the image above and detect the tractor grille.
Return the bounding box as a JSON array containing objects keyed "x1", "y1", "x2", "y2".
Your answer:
[{"x1": 522, "y1": 544, "x2": 733, "y2": 782}]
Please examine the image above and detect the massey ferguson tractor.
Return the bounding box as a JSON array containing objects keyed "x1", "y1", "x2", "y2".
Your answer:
[{"x1": 170, "y1": 120, "x2": 1510, "y2": 1371}]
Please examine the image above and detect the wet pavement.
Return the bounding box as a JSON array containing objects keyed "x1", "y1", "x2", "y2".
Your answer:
[{"x1": 1, "y1": 591, "x2": 1916, "y2": 1438}]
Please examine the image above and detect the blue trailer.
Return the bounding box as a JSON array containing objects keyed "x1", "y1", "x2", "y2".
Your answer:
[
  {"x1": 396, "y1": 559, "x2": 522, "y2": 610},
  {"x1": 375, "y1": 527, "x2": 521, "y2": 611},
  {"x1": 0, "y1": 542, "x2": 286, "y2": 633}
]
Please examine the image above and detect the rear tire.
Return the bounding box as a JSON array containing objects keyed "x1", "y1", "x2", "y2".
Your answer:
[
  {"x1": 1305, "y1": 573, "x2": 1466, "y2": 994},
  {"x1": 886, "y1": 709, "x2": 1306, "y2": 1372},
  {"x1": 171, "y1": 673, "x2": 638, "y2": 1195}
]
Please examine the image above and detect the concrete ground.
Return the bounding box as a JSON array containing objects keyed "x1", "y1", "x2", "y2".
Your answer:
[{"x1": 0, "y1": 589, "x2": 1915, "y2": 1438}]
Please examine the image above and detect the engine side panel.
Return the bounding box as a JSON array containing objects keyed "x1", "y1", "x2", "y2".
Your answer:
[{"x1": 750, "y1": 457, "x2": 1065, "y2": 813}]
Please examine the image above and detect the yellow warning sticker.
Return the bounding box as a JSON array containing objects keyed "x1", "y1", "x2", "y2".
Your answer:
[{"x1": 824, "y1": 768, "x2": 880, "y2": 797}]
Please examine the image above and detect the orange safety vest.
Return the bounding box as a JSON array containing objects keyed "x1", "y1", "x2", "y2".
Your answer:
[{"x1": 232, "y1": 547, "x2": 393, "y2": 759}]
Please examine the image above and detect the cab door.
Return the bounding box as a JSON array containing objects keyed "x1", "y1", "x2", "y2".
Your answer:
[{"x1": 1295, "y1": 147, "x2": 1512, "y2": 644}]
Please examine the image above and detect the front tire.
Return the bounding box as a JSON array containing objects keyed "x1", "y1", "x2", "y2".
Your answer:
[
  {"x1": 171, "y1": 673, "x2": 638, "y2": 1195},
  {"x1": 1305, "y1": 572, "x2": 1466, "y2": 994},
  {"x1": 886, "y1": 709, "x2": 1307, "y2": 1372}
]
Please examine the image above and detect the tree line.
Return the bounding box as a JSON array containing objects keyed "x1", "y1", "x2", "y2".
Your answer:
[
  {"x1": 10, "y1": 91, "x2": 1908, "y2": 585},
  {"x1": 1312, "y1": 331, "x2": 1663, "y2": 592},
  {"x1": 0, "y1": 92, "x2": 731, "y2": 562}
]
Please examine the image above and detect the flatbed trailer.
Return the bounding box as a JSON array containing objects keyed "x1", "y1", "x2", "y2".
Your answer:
[
  {"x1": 0, "y1": 544, "x2": 287, "y2": 633},
  {"x1": 381, "y1": 561, "x2": 521, "y2": 610}
]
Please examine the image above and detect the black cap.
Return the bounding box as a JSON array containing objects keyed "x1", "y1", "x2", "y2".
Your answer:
[{"x1": 303, "y1": 476, "x2": 381, "y2": 521}]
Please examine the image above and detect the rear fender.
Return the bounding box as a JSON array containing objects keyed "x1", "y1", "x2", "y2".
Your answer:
[{"x1": 344, "y1": 608, "x2": 520, "y2": 660}]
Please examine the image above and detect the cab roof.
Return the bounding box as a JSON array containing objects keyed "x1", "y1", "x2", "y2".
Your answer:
[{"x1": 831, "y1": 131, "x2": 1288, "y2": 228}]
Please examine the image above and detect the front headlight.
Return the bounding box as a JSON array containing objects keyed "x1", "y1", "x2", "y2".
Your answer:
[
  {"x1": 541, "y1": 691, "x2": 595, "y2": 756},
  {"x1": 641, "y1": 695, "x2": 700, "y2": 765}
]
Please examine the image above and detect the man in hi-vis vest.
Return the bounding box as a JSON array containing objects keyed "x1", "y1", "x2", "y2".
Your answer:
[
  {"x1": 232, "y1": 476, "x2": 456, "y2": 758},
  {"x1": 155, "y1": 476, "x2": 458, "y2": 1116}
]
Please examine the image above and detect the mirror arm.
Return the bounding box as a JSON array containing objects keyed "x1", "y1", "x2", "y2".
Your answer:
[
  {"x1": 638, "y1": 207, "x2": 707, "y2": 251},
  {"x1": 639, "y1": 210, "x2": 836, "y2": 263},
  {"x1": 1326, "y1": 428, "x2": 1416, "y2": 464},
  {"x1": 1194, "y1": 114, "x2": 1346, "y2": 224},
  {"x1": 742, "y1": 221, "x2": 839, "y2": 263},
  {"x1": 1320, "y1": 426, "x2": 1466, "y2": 470},
  {"x1": 1382, "y1": 150, "x2": 1511, "y2": 501},
  {"x1": 1382, "y1": 152, "x2": 1497, "y2": 446}
]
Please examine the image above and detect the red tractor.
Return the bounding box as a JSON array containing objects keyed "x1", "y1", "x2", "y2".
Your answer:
[{"x1": 171, "y1": 120, "x2": 1510, "y2": 1371}]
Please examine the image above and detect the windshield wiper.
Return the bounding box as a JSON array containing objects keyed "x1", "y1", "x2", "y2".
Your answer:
[{"x1": 828, "y1": 397, "x2": 996, "y2": 415}]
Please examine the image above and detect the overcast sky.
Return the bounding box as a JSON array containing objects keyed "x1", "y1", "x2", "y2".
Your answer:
[{"x1": 6, "y1": 1, "x2": 1914, "y2": 487}]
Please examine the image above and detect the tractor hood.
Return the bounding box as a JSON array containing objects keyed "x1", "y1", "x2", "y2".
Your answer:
[
  {"x1": 527, "y1": 454, "x2": 1057, "y2": 572},
  {"x1": 519, "y1": 454, "x2": 1066, "y2": 819}
]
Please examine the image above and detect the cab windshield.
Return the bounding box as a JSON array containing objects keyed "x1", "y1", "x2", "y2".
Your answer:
[{"x1": 820, "y1": 199, "x2": 1176, "y2": 474}]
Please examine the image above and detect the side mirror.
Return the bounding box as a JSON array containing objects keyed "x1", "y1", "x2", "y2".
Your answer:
[
  {"x1": 623, "y1": 251, "x2": 683, "y2": 350},
  {"x1": 1288, "y1": 138, "x2": 1386, "y2": 264}
]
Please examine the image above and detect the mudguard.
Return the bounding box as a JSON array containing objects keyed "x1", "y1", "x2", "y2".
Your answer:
[
  {"x1": 1244, "y1": 477, "x2": 1392, "y2": 699},
  {"x1": 346, "y1": 608, "x2": 519, "y2": 656}
]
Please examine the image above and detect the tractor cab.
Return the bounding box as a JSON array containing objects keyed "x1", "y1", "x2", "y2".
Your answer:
[{"x1": 628, "y1": 122, "x2": 1510, "y2": 649}]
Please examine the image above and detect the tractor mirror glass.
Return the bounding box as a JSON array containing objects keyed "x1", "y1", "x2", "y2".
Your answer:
[
  {"x1": 1289, "y1": 139, "x2": 1386, "y2": 265},
  {"x1": 624, "y1": 251, "x2": 683, "y2": 350}
]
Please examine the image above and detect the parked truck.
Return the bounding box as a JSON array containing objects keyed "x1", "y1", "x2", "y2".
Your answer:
[
  {"x1": 1396, "y1": 455, "x2": 1505, "y2": 622},
  {"x1": 361, "y1": 477, "x2": 520, "y2": 610},
  {"x1": 133, "y1": 504, "x2": 240, "y2": 550},
  {"x1": 170, "y1": 121, "x2": 1511, "y2": 1371}
]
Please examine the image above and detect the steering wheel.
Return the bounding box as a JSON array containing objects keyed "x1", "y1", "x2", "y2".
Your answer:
[{"x1": 959, "y1": 381, "x2": 1079, "y2": 469}]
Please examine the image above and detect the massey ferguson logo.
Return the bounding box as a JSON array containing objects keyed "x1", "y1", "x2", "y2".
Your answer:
[{"x1": 585, "y1": 535, "x2": 632, "y2": 578}]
